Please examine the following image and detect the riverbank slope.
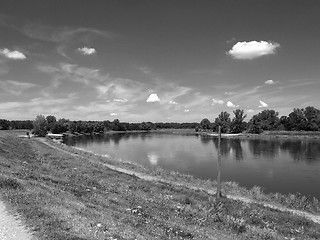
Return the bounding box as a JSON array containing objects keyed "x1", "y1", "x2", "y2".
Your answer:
[{"x1": 1, "y1": 131, "x2": 320, "y2": 239}]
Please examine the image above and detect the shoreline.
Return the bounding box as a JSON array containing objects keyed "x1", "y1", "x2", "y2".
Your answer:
[
  {"x1": 48, "y1": 139, "x2": 320, "y2": 224},
  {"x1": 1, "y1": 130, "x2": 320, "y2": 239},
  {"x1": 198, "y1": 131, "x2": 320, "y2": 140}
]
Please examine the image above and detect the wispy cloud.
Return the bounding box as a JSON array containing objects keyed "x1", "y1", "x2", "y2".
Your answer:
[
  {"x1": 22, "y1": 23, "x2": 113, "y2": 43},
  {"x1": 0, "y1": 15, "x2": 113, "y2": 58},
  {"x1": 259, "y1": 100, "x2": 269, "y2": 108},
  {"x1": 212, "y1": 98, "x2": 224, "y2": 105},
  {"x1": 0, "y1": 48, "x2": 26, "y2": 60},
  {"x1": 113, "y1": 98, "x2": 128, "y2": 103},
  {"x1": 146, "y1": 93, "x2": 160, "y2": 103},
  {"x1": 169, "y1": 100, "x2": 178, "y2": 105},
  {"x1": 227, "y1": 41, "x2": 280, "y2": 60},
  {"x1": 0, "y1": 96, "x2": 75, "y2": 119},
  {"x1": 78, "y1": 46, "x2": 96, "y2": 55},
  {"x1": 96, "y1": 78, "x2": 146, "y2": 102},
  {"x1": 110, "y1": 113, "x2": 118, "y2": 116},
  {"x1": 0, "y1": 80, "x2": 37, "y2": 95}
]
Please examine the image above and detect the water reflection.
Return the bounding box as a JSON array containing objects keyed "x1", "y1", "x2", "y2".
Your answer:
[
  {"x1": 230, "y1": 139, "x2": 243, "y2": 161},
  {"x1": 147, "y1": 152, "x2": 159, "y2": 166},
  {"x1": 248, "y1": 140, "x2": 280, "y2": 160},
  {"x1": 64, "y1": 133, "x2": 320, "y2": 165},
  {"x1": 64, "y1": 132, "x2": 320, "y2": 199},
  {"x1": 280, "y1": 140, "x2": 320, "y2": 163}
]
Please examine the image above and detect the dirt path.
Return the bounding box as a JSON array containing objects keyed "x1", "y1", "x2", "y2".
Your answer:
[
  {"x1": 0, "y1": 200, "x2": 35, "y2": 240},
  {"x1": 39, "y1": 138, "x2": 320, "y2": 226}
]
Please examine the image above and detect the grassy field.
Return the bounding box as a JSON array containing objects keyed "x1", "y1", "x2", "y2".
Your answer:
[{"x1": 1, "y1": 130, "x2": 320, "y2": 239}]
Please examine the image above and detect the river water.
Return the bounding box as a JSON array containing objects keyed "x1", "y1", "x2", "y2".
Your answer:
[{"x1": 64, "y1": 131, "x2": 320, "y2": 199}]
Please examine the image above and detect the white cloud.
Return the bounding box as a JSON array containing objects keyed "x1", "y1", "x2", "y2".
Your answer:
[
  {"x1": 212, "y1": 98, "x2": 224, "y2": 105},
  {"x1": 227, "y1": 41, "x2": 280, "y2": 60},
  {"x1": 169, "y1": 100, "x2": 178, "y2": 105},
  {"x1": 110, "y1": 113, "x2": 118, "y2": 116},
  {"x1": 259, "y1": 100, "x2": 269, "y2": 108},
  {"x1": 146, "y1": 93, "x2": 160, "y2": 103},
  {"x1": 265, "y1": 79, "x2": 275, "y2": 85},
  {"x1": 78, "y1": 46, "x2": 96, "y2": 55},
  {"x1": 184, "y1": 109, "x2": 190, "y2": 112},
  {"x1": 113, "y1": 98, "x2": 128, "y2": 103},
  {"x1": 247, "y1": 109, "x2": 255, "y2": 113},
  {"x1": 0, "y1": 48, "x2": 26, "y2": 60},
  {"x1": 226, "y1": 101, "x2": 238, "y2": 108}
]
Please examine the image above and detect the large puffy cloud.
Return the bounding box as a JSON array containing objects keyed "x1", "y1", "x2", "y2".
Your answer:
[
  {"x1": 227, "y1": 41, "x2": 280, "y2": 60},
  {"x1": 78, "y1": 47, "x2": 96, "y2": 55},
  {"x1": 0, "y1": 48, "x2": 26, "y2": 60},
  {"x1": 146, "y1": 93, "x2": 160, "y2": 103}
]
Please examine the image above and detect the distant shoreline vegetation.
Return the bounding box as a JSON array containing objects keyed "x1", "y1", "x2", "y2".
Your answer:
[{"x1": 1, "y1": 106, "x2": 320, "y2": 137}]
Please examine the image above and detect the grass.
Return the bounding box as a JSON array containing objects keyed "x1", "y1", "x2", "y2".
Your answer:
[{"x1": 1, "y1": 130, "x2": 320, "y2": 239}]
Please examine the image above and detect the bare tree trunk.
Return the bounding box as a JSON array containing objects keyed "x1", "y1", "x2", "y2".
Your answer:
[{"x1": 217, "y1": 125, "x2": 222, "y2": 199}]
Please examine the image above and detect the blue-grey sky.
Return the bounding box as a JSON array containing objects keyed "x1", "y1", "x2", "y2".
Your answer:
[{"x1": 1, "y1": 0, "x2": 320, "y2": 122}]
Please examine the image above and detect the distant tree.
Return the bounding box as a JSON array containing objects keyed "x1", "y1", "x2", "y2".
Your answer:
[
  {"x1": 230, "y1": 109, "x2": 247, "y2": 133},
  {"x1": 279, "y1": 116, "x2": 290, "y2": 131},
  {"x1": 200, "y1": 118, "x2": 211, "y2": 130},
  {"x1": 215, "y1": 111, "x2": 231, "y2": 133},
  {"x1": 111, "y1": 119, "x2": 126, "y2": 131},
  {"x1": 139, "y1": 122, "x2": 152, "y2": 131},
  {"x1": 0, "y1": 119, "x2": 10, "y2": 130},
  {"x1": 51, "y1": 118, "x2": 69, "y2": 134},
  {"x1": 304, "y1": 106, "x2": 320, "y2": 131},
  {"x1": 248, "y1": 109, "x2": 279, "y2": 133},
  {"x1": 33, "y1": 115, "x2": 48, "y2": 137},
  {"x1": 287, "y1": 108, "x2": 307, "y2": 131},
  {"x1": 46, "y1": 115, "x2": 57, "y2": 132}
]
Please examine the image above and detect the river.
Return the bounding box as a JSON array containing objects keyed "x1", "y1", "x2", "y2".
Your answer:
[{"x1": 63, "y1": 131, "x2": 320, "y2": 199}]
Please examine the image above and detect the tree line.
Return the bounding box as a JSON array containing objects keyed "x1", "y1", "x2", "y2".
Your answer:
[
  {"x1": 1, "y1": 115, "x2": 198, "y2": 137},
  {"x1": 198, "y1": 106, "x2": 320, "y2": 134},
  {"x1": 1, "y1": 106, "x2": 319, "y2": 136}
]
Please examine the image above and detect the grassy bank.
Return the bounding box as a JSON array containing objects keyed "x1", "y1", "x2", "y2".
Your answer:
[{"x1": 1, "y1": 131, "x2": 320, "y2": 239}]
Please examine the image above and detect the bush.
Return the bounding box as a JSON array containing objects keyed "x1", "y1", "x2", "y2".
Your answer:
[{"x1": 33, "y1": 115, "x2": 48, "y2": 137}]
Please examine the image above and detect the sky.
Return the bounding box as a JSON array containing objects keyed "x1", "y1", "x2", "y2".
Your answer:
[{"x1": 1, "y1": 0, "x2": 320, "y2": 122}]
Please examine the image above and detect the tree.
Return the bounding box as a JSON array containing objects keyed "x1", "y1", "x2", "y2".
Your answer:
[
  {"x1": 0, "y1": 119, "x2": 10, "y2": 130},
  {"x1": 304, "y1": 106, "x2": 320, "y2": 131},
  {"x1": 230, "y1": 109, "x2": 247, "y2": 133},
  {"x1": 200, "y1": 118, "x2": 211, "y2": 130},
  {"x1": 215, "y1": 111, "x2": 231, "y2": 133},
  {"x1": 248, "y1": 109, "x2": 280, "y2": 133},
  {"x1": 287, "y1": 108, "x2": 307, "y2": 131},
  {"x1": 46, "y1": 115, "x2": 57, "y2": 132},
  {"x1": 111, "y1": 119, "x2": 126, "y2": 131},
  {"x1": 33, "y1": 115, "x2": 48, "y2": 137},
  {"x1": 51, "y1": 118, "x2": 69, "y2": 134}
]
